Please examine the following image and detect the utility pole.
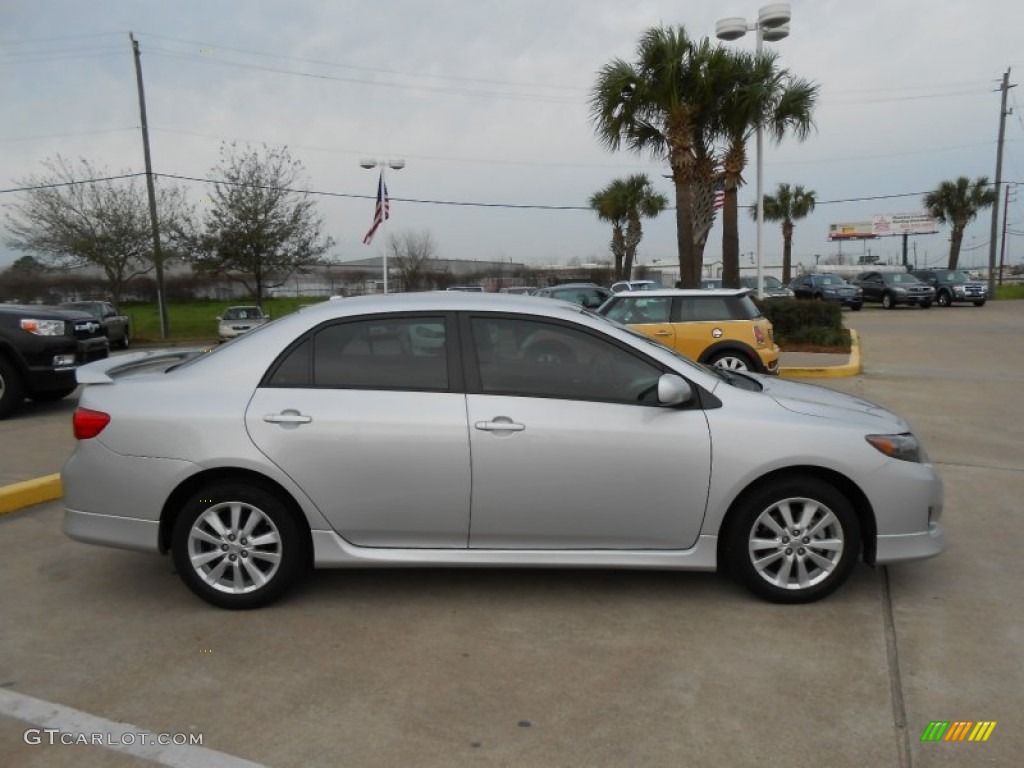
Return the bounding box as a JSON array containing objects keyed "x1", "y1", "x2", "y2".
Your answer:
[
  {"x1": 999, "y1": 183, "x2": 1016, "y2": 285},
  {"x1": 130, "y1": 32, "x2": 169, "y2": 338},
  {"x1": 987, "y1": 68, "x2": 1015, "y2": 298}
]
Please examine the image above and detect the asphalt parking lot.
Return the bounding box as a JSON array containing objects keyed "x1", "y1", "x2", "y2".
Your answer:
[{"x1": 1, "y1": 301, "x2": 1022, "y2": 767}]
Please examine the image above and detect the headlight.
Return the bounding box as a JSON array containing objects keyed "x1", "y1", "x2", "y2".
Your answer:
[
  {"x1": 866, "y1": 433, "x2": 925, "y2": 463},
  {"x1": 21, "y1": 318, "x2": 64, "y2": 336},
  {"x1": 893, "y1": 287, "x2": 907, "y2": 294},
  {"x1": 823, "y1": 288, "x2": 837, "y2": 295}
]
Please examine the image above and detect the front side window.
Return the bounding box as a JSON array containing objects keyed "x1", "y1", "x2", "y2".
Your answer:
[
  {"x1": 470, "y1": 316, "x2": 662, "y2": 404},
  {"x1": 602, "y1": 296, "x2": 672, "y2": 325}
]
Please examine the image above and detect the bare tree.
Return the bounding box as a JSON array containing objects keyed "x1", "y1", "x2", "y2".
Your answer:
[
  {"x1": 190, "y1": 143, "x2": 334, "y2": 305},
  {"x1": 386, "y1": 229, "x2": 436, "y2": 291},
  {"x1": 3, "y1": 156, "x2": 187, "y2": 306}
]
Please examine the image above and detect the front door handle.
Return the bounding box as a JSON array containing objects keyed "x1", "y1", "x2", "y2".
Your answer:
[
  {"x1": 263, "y1": 411, "x2": 312, "y2": 425},
  {"x1": 475, "y1": 419, "x2": 525, "y2": 432},
  {"x1": 653, "y1": 330, "x2": 672, "y2": 337}
]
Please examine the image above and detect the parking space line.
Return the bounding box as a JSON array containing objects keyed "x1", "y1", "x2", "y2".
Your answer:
[{"x1": 0, "y1": 688, "x2": 268, "y2": 768}]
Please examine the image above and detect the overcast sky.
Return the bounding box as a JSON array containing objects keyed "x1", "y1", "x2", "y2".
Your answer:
[{"x1": 2, "y1": 0, "x2": 1023, "y2": 277}]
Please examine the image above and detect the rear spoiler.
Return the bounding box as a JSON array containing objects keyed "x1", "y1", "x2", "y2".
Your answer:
[{"x1": 76, "y1": 348, "x2": 210, "y2": 385}]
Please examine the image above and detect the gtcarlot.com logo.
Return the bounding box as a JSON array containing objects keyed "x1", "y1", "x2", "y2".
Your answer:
[
  {"x1": 23, "y1": 728, "x2": 203, "y2": 747},
  {"x1": 921, "y1": 720, "x2": 997, "y2": 742}
]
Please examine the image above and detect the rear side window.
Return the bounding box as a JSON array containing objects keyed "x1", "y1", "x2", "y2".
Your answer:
[
  {"x1": 265, "y1": 316, "x2": 449, "y2": 390},
  {"x1": 679, "y1": 296, "x2": 759, "y2": 321}
]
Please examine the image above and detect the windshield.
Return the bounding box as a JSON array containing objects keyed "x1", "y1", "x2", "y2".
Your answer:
[
  {"x1": 940, "y1": 270, "x2": 971, "y2": 283},
  {"x1": 885, "y1": 273, "x2": 920, "y2": 284},
  {"x1": 223, "y1": 307, "x2": 262, "y2": 320},
  {"x1": 814, "y1": 275, "x2": 845, "y2": 286}
]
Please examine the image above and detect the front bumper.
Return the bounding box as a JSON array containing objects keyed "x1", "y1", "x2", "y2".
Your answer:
[{"x1": 875, "y1": 521, "x2": 946, "y2": 563}]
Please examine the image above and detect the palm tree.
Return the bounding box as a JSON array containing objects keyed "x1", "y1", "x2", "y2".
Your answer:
[
  {"x1": 716, "y1": 49, "x2": 818, "y2": 288},
  {"x1": 754, "y1": 183, "x2": 816, "y2": 284},
  {"x1": 589, "y1": 175, "x2": 667, "y2": 280},
  {"x1": 591, "y1": 27, "x2": 726, "y2": 287},
  {"x1": 924, "y1": 176, "x2": 997, "y2": 270}
]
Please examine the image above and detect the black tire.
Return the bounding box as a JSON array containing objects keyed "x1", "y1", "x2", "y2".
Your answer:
[
  {"x1": 881, "y1": 293, "x2": 895, "y2": 309},
  {"x1": 723, "y1": 476, "x2": 861, "y2": 604},
  {"x1": 0, "y1": 356, "x2": 25, "y2": 420},
  {"x1": 937, "y1": 290, "x2": 952, "y2": 307},
  {"x1": 850, "y1": 303, "x2": 863, "y2": 312},
  {"x1": 27, "y1": 387, "x2": 76, "y2": 403},
  {"x1": 172, "y1": 482, "x2": 306, "y2": 609},
  {"x1": 920, "y1": 301, "x2": 932, "y2": 309},
  {"x1": 973, "y1": 300, "x2": 986, "y2": 307},
  {"x1": 706, "y1": 349, "x2": 756, "y2": 372},
  {"x1": 119, "y1": 328, "x2": 131, "y2": 350}
]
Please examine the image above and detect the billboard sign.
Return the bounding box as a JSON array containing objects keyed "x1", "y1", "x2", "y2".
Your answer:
[
  {"x1": 828, "y1": 221, "x2": 877, "y2": 241},
  {"x1": 871, "y1": 211, "x2": 940, "y2": 236}
]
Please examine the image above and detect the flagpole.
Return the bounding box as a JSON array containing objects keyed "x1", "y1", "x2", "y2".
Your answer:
[{"x1": 360, "y1": 158, "x2": 405, "y2": 294}]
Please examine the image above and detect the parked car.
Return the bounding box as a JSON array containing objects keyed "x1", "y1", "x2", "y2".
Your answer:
[
  {"x1": 0, "y1": 303, "x2": 108, "y2": 418},
  {"x1": 789, "y1": 274, "x2": 864, "y2": 310},
  {"x1": 739, "y1": 276, "x2": 795, "y2": 299},
  {"x1": 910, "y1": 269, "x2": 988, "y2": 307},
  {"x1": 700, "y1": 278, "x2": 723, "y2": 289},
  {"x1": 596, "y1": 289, "x2": 780, "y2": 374},
  {"x1": 610, "y1": 279, "x2": 663, "y2": 293},
  {"x1": 218, "y1": 306, "x2": 270, "y2": 342},
  {"x1": 63, "y1": 292, "x2": 944, "y2": 608},
  {"x1": 532, "y1": 283, "x2": 612, "y2": 308},
  {"x1": 445, "y1": 286, "x2": 486, "y2": 292},
  {"x1": 853, "y1": 271, "x2": 935, "y2": 309},
  {"x1": 59, "y1": 301, "x2": 131, "y2": 349},
  {"x1": 499, "y1": 286, "x2": 535, "y2": 295}
]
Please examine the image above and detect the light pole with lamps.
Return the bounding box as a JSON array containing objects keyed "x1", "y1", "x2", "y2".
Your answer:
[
  {"x1": 716, "y1": 3, "x2": 791, "y2": 300},
  {"x1": 359, "y1": 158, "x2": 405, "y2": 293}
]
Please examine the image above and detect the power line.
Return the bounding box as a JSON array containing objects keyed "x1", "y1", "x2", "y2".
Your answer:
[
  {"x1": 0, "y1": 127, "x2": 138, "y2": 143},
  {"x1": 0, "y1": 173, "x2": 146, "y2": 194},
  {"x1": 137, "y1": 31, "x2": 587, "y2": 93}
]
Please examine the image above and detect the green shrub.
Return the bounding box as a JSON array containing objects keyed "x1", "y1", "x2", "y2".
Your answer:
[
  {"x1": 755, "y1": 298, "x2": 849, "y2": 350},
  {"x1": 995, "y1": 284, "x2": 1024, "y2": 300}
]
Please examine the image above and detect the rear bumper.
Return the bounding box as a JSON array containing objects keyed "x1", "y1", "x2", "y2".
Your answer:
[{"x1": 64, "y1": 508, "x2": 160, "y2": 553}]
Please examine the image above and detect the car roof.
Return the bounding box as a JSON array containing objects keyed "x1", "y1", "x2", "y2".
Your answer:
[{"x1": 606, "y1": 288, "x2": 752, "y2": 298}]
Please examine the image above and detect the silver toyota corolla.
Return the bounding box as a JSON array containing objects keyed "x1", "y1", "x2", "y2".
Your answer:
[{"x1": 62, "y1": 293, "x2": 945, "y2": 609}]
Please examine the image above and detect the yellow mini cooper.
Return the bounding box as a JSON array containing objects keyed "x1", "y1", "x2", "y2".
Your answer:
[{"x1": 596, "y1": 289, "x2": 780, "y2": 374}]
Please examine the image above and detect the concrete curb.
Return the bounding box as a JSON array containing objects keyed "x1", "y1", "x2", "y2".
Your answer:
[
  {"x1": 0, "y1": 473, "x2": 62, "y2": 516},
  {"x1": 777, "y1": 330, "x2": 862, "y2": 379}
]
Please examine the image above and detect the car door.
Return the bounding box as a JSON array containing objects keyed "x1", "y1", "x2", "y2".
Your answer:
[
  {"x1": 463, "y1": 314, "x2": 711, "y2": 550},
  {"x1": 245, "y1": 313, "x2": 472, "y2": 548},
  {"x1": 858, "y1": 272, "x2": 881, "y2": 300}
]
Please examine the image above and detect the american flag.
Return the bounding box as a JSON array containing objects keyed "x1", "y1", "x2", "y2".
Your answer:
[
  {"x1": 362, "y1": 171, "x2": 389, "y2": 245},
  {"x1": 713, "y1": 176, "x2": 726, "y2": 211}
]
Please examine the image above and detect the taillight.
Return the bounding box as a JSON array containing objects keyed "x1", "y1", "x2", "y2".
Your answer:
[
  {"x1": 73, "y1": 407, "x2": 110, "y2": 439},
  {"x1": 753, "y1": 325, "x2": 766, "y2": 345}
]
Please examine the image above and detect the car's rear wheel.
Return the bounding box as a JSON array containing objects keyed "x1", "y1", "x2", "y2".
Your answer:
[
  {"x1": 707, "y1": 349, "x2": 755, "y2": 372},
  {"x1": 0, "y1": 356, "x2": 25, "y2": 420},
  {"x1": 119, "y1": 328, "x2": 131, "y2": 349},
  {"x1": 881, "y1": 293, "x2": 895, "y2": 309},
  {"x1": 724, "y1": 476, "x2": 861, "y2": 603},
  {"x1": 172, "y1": 483, "x2": 305, "y2": 609},
  {"x1": 937, "y1": 290, "x2": 952, "y2": 307}
]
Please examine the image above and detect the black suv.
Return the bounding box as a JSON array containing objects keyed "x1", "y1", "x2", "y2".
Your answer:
[
  {"x1": 910, "y1": 269, "x2": 988, "y2": 307},
  {"x1": 0, "y1": 304, "x2": 109, "y2": 418},
  {"x1": 852, "y1": 271, "x2": 935, "y2": 309}
]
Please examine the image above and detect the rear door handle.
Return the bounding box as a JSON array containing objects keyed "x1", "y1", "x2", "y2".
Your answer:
[
  {"x1": 475, "y1": 419, "x2": 525, "y2": 432},
  {"x1": 263, "y1": 411, "x2": 312, "y2": 425}
]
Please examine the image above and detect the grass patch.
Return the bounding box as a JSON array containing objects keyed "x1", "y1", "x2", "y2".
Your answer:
[
  {"x1": 995, "y1": 284, "x2": 1024, "y2": 300},
  {"x1": 123, "y1": 297, "x2": 329, "y2": 342}
]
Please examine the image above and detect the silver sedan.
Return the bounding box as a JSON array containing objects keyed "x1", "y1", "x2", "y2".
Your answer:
[{"x1": 62, "y1": 293, "x2": 945, "y2": 608}]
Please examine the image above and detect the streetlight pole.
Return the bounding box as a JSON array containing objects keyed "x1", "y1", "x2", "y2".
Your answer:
[
  {"x1": 359, "y1": 158, "x2": 405, "y2": 294},
  {"x1": 716, "y1": 4, "x2": 791, "y2": 300}
]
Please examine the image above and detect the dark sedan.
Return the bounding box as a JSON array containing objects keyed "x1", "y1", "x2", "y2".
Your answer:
[
  {"x1": 853, "y1": 271, "x2": 935, "y2": 309},
  {"x1": 532, "y1": 283, "x2": 612, "y2": 309},
  {"x1": 789, "y1": 273, "x2": 863, "y2": 310}
]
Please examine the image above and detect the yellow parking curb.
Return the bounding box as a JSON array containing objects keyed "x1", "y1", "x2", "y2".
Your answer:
[
  {"x1": 778, "y1": 330, "x2": 862, "y2": 379},
  {"x1": 0, "y1": 474, "x2": 63, "y2": 515}
]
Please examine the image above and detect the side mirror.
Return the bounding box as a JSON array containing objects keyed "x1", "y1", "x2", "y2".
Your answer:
[
  {"x1": 216, "y1": 316, "x2": 222, "y2": 321},
  {"x1": 657, "y1": 373, "x2": 693, "y2": 406}
]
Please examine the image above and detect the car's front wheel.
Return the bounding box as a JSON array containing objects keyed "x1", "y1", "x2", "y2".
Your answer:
[
  {"x1": 724, "y1": 477, "x2": 861, "y2": 603},
  {"x1": 172, "y1": 483, "x2": 306, "y2": 609},
  {"x1": 881, "y1": 293, "x2": 895, "y2": 309},
  {"x1": 119, "y1": 328, "x2": 130, "y2": 349},
  {"x1": 0, "y1": 356, "x2": 25, "y2": 420},
  {"x1": 973, "y1": 300, "x2": 986, "y2": 307},
  {"x1": 937, "y1": 290, "x2": 952, "y2": 307}
]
